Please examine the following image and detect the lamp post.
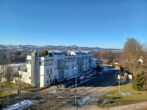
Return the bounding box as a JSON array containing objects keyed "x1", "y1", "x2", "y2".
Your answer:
[
  {"x1": 17, "y1": 68, "x2": 21, "y2": 104},
  {"x1": 18, "y1": 75, "x2": 21, "y2": 104},
  {"x1": 74, "y1": 66, "x2": 78, "y2": 110}
]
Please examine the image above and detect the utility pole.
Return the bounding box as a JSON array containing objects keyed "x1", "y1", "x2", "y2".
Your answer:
[
  {"x1": 18, "y1": 67, "x2": 21, "y2": 104},
  {"x1": 74, "y1": 67, "x2": 78, "y2": 110},
  {"x1": 18, "y1": 75, "x2": 21, "y2": 104},
  {"x1": 118, "y1": 69, "x2": 121, "y2": 110}
]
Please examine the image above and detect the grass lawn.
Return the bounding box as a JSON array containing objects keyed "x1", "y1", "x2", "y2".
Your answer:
[
  {"x1": 98, "y1": 83, "x2": 147, "y2": 107},
  {"x1": 0, "y1": 82, "x2": 18, "y2": 89},
  {"x1": 22, "y1": 86, "x2": 48, "y2": 92},
  {"x1": 0, "y1": 83, "x2": 18, "y2": 102},
  {"x1": 0, "y1": 92, "x2": 18, "y2": 103},
  {"x1": 0, "y1": 82, "x2": 49, "y2": 92},
  {"x1": 0, "y1": 82, "x2": 48, "y2": 103}
]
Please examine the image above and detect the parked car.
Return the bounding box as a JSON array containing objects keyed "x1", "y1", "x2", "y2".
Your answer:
[
  {"x1": 91, "y1": 72, "x2": 97, "y2": 77},
  {"x1": 86, "y1": 71, "x2": 92, "y2": 74},
  {"x1": 80, "y1": 73, "x2": 85, "y2": 76},
  {"x1": 98, "y1": 71, "x2": 103, "y2": 75},
  {"x1": 79, "y1": 76, "x2": 87, "y2": 81},
  {"x1": 85, "y1": 73, "x2": 92, "y2": 78},
  {"x1": 62, "y1": 79, "x2": 74, "y2": 87}
]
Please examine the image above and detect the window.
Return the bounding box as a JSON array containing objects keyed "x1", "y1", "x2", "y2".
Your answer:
[
  {"x1": 72, "y1": 64, "x2": 74, "y2": 69},
  {"x1": 65, "y1": 58, "x2": 68, "y2": 63},
  {"x1": 85, "y1": 62, "x2": 87, "y2": 65},
  {"x1": 41, "y1": 61, "x2": 45, "y2": 66},
  {"x1": 48, "y1": 73, "x2": 53, "y2": 78},
  {"x1": 50, "y1": 69, "x2": 52, "y2": 74},
  {"x1": 48, "y1": 59, "x2": 54, "y2": 65},
  {"x1": 66, "y1": 72, "x2": 69, "y2": 76},
  {"x1": 27, "y1": 60, "x2": 31, "y2": 64},
  {"x1": 47, "y1": 69, "x2": 49, "y2": 74},
  {"x1": 43, "y1": 60, "x2": 54, "y2": 66},
  {"x1": 66, "y1": 65, "x2": 69, "y2": 70}
]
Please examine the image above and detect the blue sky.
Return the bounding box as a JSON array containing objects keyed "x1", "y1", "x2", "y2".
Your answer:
[{"x1": 0, "y1": 0, "x2": 147, "y2": 49}]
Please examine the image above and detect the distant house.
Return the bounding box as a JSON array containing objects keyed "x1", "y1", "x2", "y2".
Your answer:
[
  {"x1": 0, "y1": 63, "x2": 26, "y2": 83},
  {"x1": 138, "y1": 56, "x2": 143, "y2": 65}
]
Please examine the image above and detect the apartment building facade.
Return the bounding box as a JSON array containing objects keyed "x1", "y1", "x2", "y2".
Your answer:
[{"x1": 19, "y1": 51, "x2": 93, "y2": 87}]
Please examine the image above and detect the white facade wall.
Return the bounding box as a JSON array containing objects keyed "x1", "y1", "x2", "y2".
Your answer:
[
  {"x1": 19, "y1": 71, "x2": 31, "y2": 84},
  {"x1": 41, "y1": 57, "x2": 58, "y2": 87},
  {"x1": 20, "y1": 58, "x2": 32, "y2": 85}
]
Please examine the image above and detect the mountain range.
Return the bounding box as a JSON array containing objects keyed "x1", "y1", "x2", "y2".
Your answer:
[{"x1": 0, "y1": 45, "x2": 122, "y2": 52}]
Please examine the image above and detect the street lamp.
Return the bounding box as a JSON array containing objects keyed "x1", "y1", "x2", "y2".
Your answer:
[
  {"x1": 17, "y1": 68, "x2": 21, "y2": 104},
  {"x1": 74, "y1": 66, "x2": 78, "y2": 110}
]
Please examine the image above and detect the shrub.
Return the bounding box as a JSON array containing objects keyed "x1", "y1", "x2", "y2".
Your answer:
[
  {"x1": 40, "y1": 50, "x2": 48, "y2": 57},
  {"x1": 133, "y1": 71, "x2": 147, "y2": 91}
]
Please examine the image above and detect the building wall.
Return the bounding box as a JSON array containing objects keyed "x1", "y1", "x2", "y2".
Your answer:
[
  {"x1": 19, "y1": 71, "x2": 31, "y2": 84},
  {"x1": 40, "y1": 65, "x2": 45, "y2": 87}
]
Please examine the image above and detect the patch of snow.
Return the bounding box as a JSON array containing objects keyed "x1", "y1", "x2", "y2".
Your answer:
[
  {"x1": 50, "y1": 90, "x2": 57, "y2": 94},
  {"x1": 120, "y1": 91, "x2": 132, "y2": 96},
  {"x1": 107, "y1": 94, "x2": 112, "y2": 97},
  {"x1": 78, "y1": 96, "x2": 91, "y2": 106},
  {"x1": 102, "y1": 98, "x2": 109, "y2": 104},
  {"x1": 3, "y1": 100, "x2": 33, "y2": 110}
]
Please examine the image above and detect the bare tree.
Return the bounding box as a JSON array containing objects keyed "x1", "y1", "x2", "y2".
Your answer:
[
  {"x1": 10, "y1": 54, "x2": 26, "y2": 63},
  {"x1": 4, "y1": 66, "x2": 14, "y2": 82},
  {"x1": 93, "y1": 51, "x2": 121, "y2": 64},
  {"x1": 0, "y1": 55, "x2": 9, "y2": 65},
  {"x1": 0, "y1": 56, "x2": 9, "y2": 83},
  {"x1": 120, "y1": 38, "x2": 144, "y2": 75},
  {"x1": 40, "y1": 50, "x2": 48, "y2": 57}
]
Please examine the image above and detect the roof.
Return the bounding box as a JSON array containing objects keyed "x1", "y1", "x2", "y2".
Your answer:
[{"x1": 48, "y1": 51, "x2": 65, "y2": 55}]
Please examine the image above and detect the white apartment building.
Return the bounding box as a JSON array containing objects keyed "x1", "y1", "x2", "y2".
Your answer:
[{"x1": 19, "y1": 51, "x2": 93, "y2": 87}]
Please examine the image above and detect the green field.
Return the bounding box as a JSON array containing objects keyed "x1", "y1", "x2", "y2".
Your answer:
[
  {"x1": 0, "y1": 82, "x2": 49, "y2": 102},
  {"x1": 0, "y1": 83, "x2": 18, "y2": 102},
  {"x1": 98, "y1": 83, "x2": 147, "y2": 107},
  {"x1": 0, "y1": 82, "x2": 18, "y2": 89},
  {"x1": 22, "y1": 86, "x2": 48, "y2": 92}
]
